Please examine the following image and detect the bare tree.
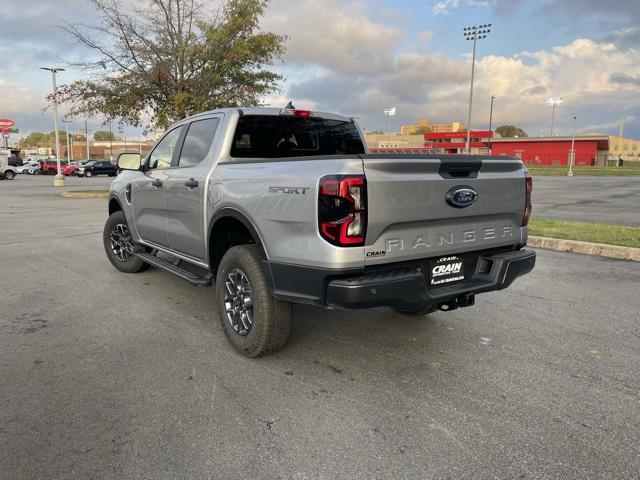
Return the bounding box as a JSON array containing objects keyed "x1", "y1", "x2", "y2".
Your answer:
[{"x1": 55, "y1": 0, "x2": 286, "y2": 129}]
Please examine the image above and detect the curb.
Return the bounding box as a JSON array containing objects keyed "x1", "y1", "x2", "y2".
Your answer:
[
  {"x1": 528, "y1": 236, "x2": 640, "y2": 262},
  {"x1": 62, "y1": 189, "x2": 109, "y2": 199}
]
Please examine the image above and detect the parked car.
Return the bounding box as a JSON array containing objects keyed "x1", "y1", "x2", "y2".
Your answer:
[
  {"x1": 76, "y1": 160, "x2": 117, "y2": 177},
  {"x1": 62, "y1": 160, "x2": 91, "y2": 176},
  {"x1": 16, "y1": 162, "x2": 40, "y2": 174},
  {"x1": 104, "y1": 106, "x2": 535, "y2": 357},
  {"x1": 39, "y1": 159, "x2": 69, "y2": 175},
  {"x1": 8, "y1": 155, "x2": 23, "y2": 167},
  {"x1": 0, "y1": 164, "x2": 17, "y2": 180}
]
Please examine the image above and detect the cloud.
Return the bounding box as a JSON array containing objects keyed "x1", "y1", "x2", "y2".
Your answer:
[
  {"x1": 264, "y1": 0, "x2": 405, "y2": 76},
  {"x1": 0, "y1": 0, "x2": 98, "y2": 71},
  {"x1": 603, "y1": 27, "x2": 640, "y2": 50},
  {"x1": 431, "y1": 0, "x2": 489, "y2": 15},
  {"x1": 610, "y1": 73, "x2": 640, "y2": 87},
  {"x1": 418, "y1": 31, "x2": 435, "y2": 45},
  {"x1": 538, "y1": 0, "x2": 640, "y2": 21},
  {"x1": 282, "y1": 35, "x2": 640, "y2": 137},
  {"x1": 492, "y1": 0, "x2": 525, "y2": 15}
]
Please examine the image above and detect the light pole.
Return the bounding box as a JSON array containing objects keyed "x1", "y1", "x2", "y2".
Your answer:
[
  {"x1": 488, "y1": 95, "x2": 495, "y2": 153},
  {"x1": 546, "y1": 97, "x2": 563, "y2": 136},
  {"x1": 108, "y1": 122, "x2": 114, "y2": 161},
  {"x1": 568, "y1": 115, "x2": 577, "y2": 177},
  {"x1": 85, "y1": 119, "x2": 90, "y2": 160},
  {"x1": 463, "y1": 24, "x2": 491, "y2": 154},
  {"x1": 40, "y1": 67, "x2": 65, "y2": 186},
  {"x1": 62, "y1": 120, "x2": 71, "y2": 163}
]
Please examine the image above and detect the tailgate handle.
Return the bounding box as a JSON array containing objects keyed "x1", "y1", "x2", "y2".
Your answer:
[{"x1": 439, "y1": 162, "x2": 481, "y2": 179}]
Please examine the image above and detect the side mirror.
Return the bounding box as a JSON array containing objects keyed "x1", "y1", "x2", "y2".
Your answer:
[{"x1": 117, "y1": 152, "x2": 142, "y2": 171}]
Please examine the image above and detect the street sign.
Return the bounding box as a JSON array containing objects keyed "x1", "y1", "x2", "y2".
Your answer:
[{"x1": 0, "y1": 119, "x2": 15, "y2": 128}]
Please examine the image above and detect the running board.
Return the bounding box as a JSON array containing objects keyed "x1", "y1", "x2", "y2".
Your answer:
[{"x1": 135, "y1": 252, "x2": 214, "y2": 287}]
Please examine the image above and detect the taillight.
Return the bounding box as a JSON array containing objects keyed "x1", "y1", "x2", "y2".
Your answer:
[
  {"x1": 280, "y1": 109, "x2": 312, "y2": 117},
  {"x1": 522, "y1": 172, "x2": 532, "y2": 226},
  {"x1": 318, "y1": 175, "x2": 367, "y2": 247}
]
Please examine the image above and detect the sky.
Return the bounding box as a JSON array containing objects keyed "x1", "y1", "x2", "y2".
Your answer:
[{"x1": 1, "y1": 0, "x2": 639, "y2": 140}]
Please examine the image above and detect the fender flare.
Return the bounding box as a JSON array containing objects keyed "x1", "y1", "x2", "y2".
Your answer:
[{"x1": 208, "y1": 207, "x2": 268, "y2": 259}]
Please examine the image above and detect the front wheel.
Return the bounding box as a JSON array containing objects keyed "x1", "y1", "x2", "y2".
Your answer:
[
  {"x1": 85, "y1": 171, "x2": 93, "y2": 177},
  {"x1": 3, "y1": 171, "x2": 15, "y2": 180},
  {"x1": 216, "y1": 245, "x2": 292, "y2": 357},
  {"x1": 103, "y1": 211, "x2": 147, "y2": 273}
]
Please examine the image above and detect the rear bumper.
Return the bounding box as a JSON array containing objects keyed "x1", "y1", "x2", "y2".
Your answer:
[{"x1": 267, "y1": 248, "x2": 535, "y2": 310}]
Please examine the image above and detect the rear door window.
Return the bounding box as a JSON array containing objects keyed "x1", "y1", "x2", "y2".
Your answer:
[
  {"x1": 178, "y1": 118, "x2": 220, "y2": 167},
  {"x1": 230, "y1": 115, "x2": 365, "y2": 159}
]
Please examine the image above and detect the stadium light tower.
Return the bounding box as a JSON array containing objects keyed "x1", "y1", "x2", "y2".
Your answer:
[
  {"x1": 383, "y1": 107, "x2": 396, "y2": 134},
  {"x1": 463, "y1": 24, "x2": 491, "y2": 154},
  {"x1": 40, "y1": 67, "x2": 65, "y2": 186},
  {"x1": 546, "y1": 96, "x2": 563, "y2": 136}
]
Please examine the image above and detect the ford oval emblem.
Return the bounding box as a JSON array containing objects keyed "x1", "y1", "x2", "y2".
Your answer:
[{"x1": 446, "y1": 186, "x2": 478, "y2": 208}]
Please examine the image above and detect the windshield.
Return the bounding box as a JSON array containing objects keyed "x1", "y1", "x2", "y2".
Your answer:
[{"x1": 230, "y1": 115, "x2": 365, "y2": 159}]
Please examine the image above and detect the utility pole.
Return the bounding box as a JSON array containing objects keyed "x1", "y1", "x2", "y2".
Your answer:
[
  {"x1": 463, "y1": 24, "x2": 491, "y2": 154},
  {"x1": 40, "y1": 67, "x2": 65, "y2": 186},
  {"x1": 568, "y1": 116, "x2": 576, "y2": 177},
  {"x1": 488, "y1": 96, "x2": 495, "y2": 153}
]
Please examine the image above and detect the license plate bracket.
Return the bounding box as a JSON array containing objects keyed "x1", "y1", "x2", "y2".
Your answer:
[{"x1": 429, "y1": 255, "x2": 465, "y2": 287}]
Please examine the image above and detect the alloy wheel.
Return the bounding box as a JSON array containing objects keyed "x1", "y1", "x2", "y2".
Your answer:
[
  {"x1": 224, "y1": 268, "x2": 254, "y2": 336},
  {"x1": 109, "y1": 223, "x2": 135, "y2": 262}
]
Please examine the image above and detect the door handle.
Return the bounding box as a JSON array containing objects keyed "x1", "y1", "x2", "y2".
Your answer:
[
  {"x1": 151, "y1": 178, "x2": 162, "y2": 188},
  {"x1": 184, "y1": 178, "x2": 199, "y2": 189}
]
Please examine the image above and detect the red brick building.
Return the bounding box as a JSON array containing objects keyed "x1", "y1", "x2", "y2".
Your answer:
[{"x1": 490, "y1": 135, "x2": 609, "y2": 166}]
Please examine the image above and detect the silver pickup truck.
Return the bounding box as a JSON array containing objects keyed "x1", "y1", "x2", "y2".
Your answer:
[{"x1": 104, "y1": 106, "x2": 535, "y2": 357}]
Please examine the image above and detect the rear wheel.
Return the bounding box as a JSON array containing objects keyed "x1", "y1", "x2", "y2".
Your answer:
[
  {"x1": 394, "y1": 305, "x2": 438, "y2": 317},
  {"x1": 103, "y1": 211, "x2": 147, "y2": 273},
  {"x1": 215, "y1": 244, "x2": 292, "y2": 357},
  {"x1": 3, "y1": 170, "x2": 15, "y2": 180}
]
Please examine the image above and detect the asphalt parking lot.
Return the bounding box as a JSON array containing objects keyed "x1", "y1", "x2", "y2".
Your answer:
[
  {"x1": 532, "y1": 176, "x2": 640, "y2": 226},
  {"x1": 1, "y1": 175, "x2": 640, "y2": 479}
]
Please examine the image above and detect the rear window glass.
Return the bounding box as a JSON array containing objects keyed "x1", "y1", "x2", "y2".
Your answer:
[{"x1": 230, "y1": 115, "x2": 365, "y2": 158}]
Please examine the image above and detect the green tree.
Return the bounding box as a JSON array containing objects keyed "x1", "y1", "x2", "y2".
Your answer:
[
  {"x1": 93, "y1": 130, "x2": 120, "y2": 141},
  {"x1": 55, "y1": 0, "x2": 286, "y2": 130},
  {"x1": 48, "y1": 131, "x2": 70, "y2": 146},
  {"x1": 22, "y1": 132, "x2": 51, "y2": 148},
  {"x1": 495, "y1": 125, "x2": 528, "y2": 138}
]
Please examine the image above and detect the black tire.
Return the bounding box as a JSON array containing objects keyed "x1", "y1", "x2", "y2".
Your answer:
[
  {"x1": 86, "y1": 171, "x2": 93, "y2": 177},
  {"x1": 394, "y1": 304, "x2": 438, "y2": 317},
  {"x1": 3, "y1": 171, "x2": 15, "y2": 180},
  {"x1": 103, "y1": 211, "x2": 147, "y2": 273},
  {"x1": 216, "y1": 244, "x2": 292, "y2": 357}
]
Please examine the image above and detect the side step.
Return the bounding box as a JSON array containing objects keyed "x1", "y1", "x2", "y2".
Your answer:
[{"x1": 135, "y1": 252, "x2": 214, "y2": 287}]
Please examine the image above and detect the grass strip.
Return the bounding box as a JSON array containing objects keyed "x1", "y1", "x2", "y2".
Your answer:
[{"x1": 529, "y1": 217, "x2": 640, "y2": 248}]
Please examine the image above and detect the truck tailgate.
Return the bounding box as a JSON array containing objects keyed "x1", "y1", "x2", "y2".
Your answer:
[{"x1": 361, "y1": 154, "x2": 527, "y2": 265}]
